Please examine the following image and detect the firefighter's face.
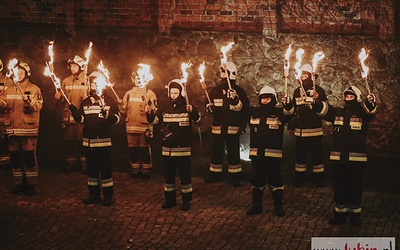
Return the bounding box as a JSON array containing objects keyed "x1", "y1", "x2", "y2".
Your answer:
[
  {"x1": 345, "y1": 94, "x2": 355, "y2": 101},
  {"x1": 300, "y1": 72, "x2": 309, "y2": 81},
  {"x1": 17, "y1": 68, "x2": 26, "y2": 82},
  {"x1": 260, "y1": 97, "x2": 272, "y2": 105},
  {"x1": 70, "y1": 64, "x2": 80, "y2": 75},
  {"x1": 170, "y1": 88, "x2": 180, "y2": 100}
]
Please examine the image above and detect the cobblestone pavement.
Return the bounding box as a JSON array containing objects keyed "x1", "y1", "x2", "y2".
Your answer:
[{"x1": 0, "y1": 168, "x2": 399, "y2": 249}]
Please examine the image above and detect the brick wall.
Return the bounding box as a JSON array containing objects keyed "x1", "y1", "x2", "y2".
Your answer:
[{"x1": 0, "y1": 0, "x2": 397, "y2": 37}]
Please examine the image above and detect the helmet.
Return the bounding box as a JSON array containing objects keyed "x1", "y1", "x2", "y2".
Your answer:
[
  {"x1": 343, "y1": 85, "x2": 362, "y2": 103},
  {"x1": 300, "y1": 64, "x2": 312, "y2": 74},
  {"x1": 17, "y1": 60, "x2": 31, "y2": 77},
  {"x1": 259, "y1": 85, "x2": 278, "y2": 103},
  {"x1": 167, "y1": 79, "x2": 185, "y2": 97},
  {"x1": 0, "y1": 59, "x2": 3, "y2": 72},
  {"x1": 67, "y1": 55, "x2": 85, "y2": 70}
]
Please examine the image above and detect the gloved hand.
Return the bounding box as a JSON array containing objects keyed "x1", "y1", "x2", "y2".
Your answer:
[
  {"x1": 227, "y1": 89, "x2": 238, "y2": 100},
  {"x1": 367, "y1": 93, "x2": 376, "y2": 103},
  {"x1": 205, "y1": 103, "x2": 213, "y2": 113},
  {"x1": 69, "y1": 104, "x2": 81, "y2": 121},
  {"x1": 101, "y1": 109, "x2": 109, "y2": 119},
  {"x1": 304, "y1": 96, "x2": 315, "y2": 105}
]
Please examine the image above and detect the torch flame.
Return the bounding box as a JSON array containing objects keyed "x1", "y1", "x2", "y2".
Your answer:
[
  {"x1": 199, "y1": 62, "x2": 206, "y2": 83},
  {"x1": 94, "y1": 75, "x2": 108, "y2": 97},
  {"x1": 85, "y1": 42, "x2": 93, "y2": 66},
  {"x1": 137, "y1": 63, "x2": 153, "y2": 88},
  {"x1": 284, "y1": 44, "x2": 292, "y2": 77},
  {"x1": 44, "y1": 63, "x2": 61, "y2": 89},
  {"x1": 312, "y1": 51, "x2": 325, "y2": 73},
  {"x1": 359, "y1": 48, "x2": 369, "y2": 79},
  {"x1": 6, "y1": 58, "x2": 19, "y2": 82},
  {"x1": 220, "y1": 42, "x2": 235, "y2": 65},
  {"x1": 180, "y1": 61, "x2": 192, "y2": 84},
  {"x1": 294, "y1": 49, "x2": 305, "y2": 80},
  {"x1": 97, "y1": 60, "x2": 110, "y2": 81},
  {"x1": 48, "y1": 41, "x2": 55, "y2": 66}
]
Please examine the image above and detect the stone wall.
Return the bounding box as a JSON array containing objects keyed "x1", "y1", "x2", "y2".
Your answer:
[{"x1": 0, "y1": 27, "x2": 399, "y2": 174}]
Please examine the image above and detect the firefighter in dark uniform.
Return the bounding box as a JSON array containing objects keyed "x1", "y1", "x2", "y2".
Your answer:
[
  {"x1": 55, "y1": 55, "x2": 88, "y2": 173},
  {"x1": 246, "y1": 86, "x2": 294, "y2": 216},
  {"x1": 146, "y1": 79, "x2": 200, "y2": 211},
  {"x1": 205, "y1": 62, "x2": 250, "y2": 187},
  {"x1": 312, "y1": 85, "x2": 376, "y2": 227},
  {"x1": 289, "y1": 64, "x2": 327, "y2": 187},
  {"x1": 0, "y1": 60, "x2": 43, "y2": 196},
  {"x1": 69, "y1": 71, "x2": 121, "y2": 206}
]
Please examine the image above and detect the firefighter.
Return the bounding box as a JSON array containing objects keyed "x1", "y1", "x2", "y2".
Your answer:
[
  {"x1": 288, "y1": 64, "x2": 327, "y2": 187},
  {"x1": 311, "y1": 86, "x2": 376, "y2": 227},
  {"x1": 0, "y1": 59, "x2": 12, "y2": 169},
  {"x1": 204, "y1": 62, "x2": 250, "y2": 187},
  {"x1": 246, "y1": 85, "x2": 294, "y2": 216},
  {"x1": 55, "y1": 55, "x2": 88, "y2": 173},
  {"x1": 68, "y1": 71, "x2": 121, "y2": 206},
  {"x1": 146, "y1": 79, "x2": 200, "y2": 211},
  {"x1": 119, "y1": 71, "x2": 157, "y2": 178},
  {"x1": 0, "y1": 60, "x2": 43, "y2": 196}
]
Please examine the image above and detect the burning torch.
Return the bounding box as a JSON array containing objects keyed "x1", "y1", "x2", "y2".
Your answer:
[
  {"x1": 97, "y1": 60, "x2": 120, "y2": 101},
  {"x1": 284, "y1": 44, "x2": 292, "y2": 97},
  {"x1": 136, "y1": 63, "x2": 154, "y2": 104},
  {"x1": 198, "y1": 62, "x2": 212, "y2": 105},
  {"x1": 293, "y1": 48, "x2": 307, "y2": 99},
  {"x1": 359, "y1": 48, "x2": 371, "y2": 95},
  {"x1": 311, "y1": 51, "x2": 325, "y2": 92},
  {"x1": 44, "y1": 41, "x2": 71, "y2": 105},
  {"x1": 220, "y1": 42, "x2": 235, "y2": 90},
  {"x1": 84, "y1": 42, "x2": 93, "y2": 96},
  {"x1": 180, "y1": 61, "x2": 192, "y2": 105},
  {"x1": 6, "y1": 59, "x2": 27, "y2": 100},
  {"x1": 93, "y1": 73, "x2": 108, "y2": 111}
]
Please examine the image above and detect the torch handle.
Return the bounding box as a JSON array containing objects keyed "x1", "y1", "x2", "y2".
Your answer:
[
  {"x1": 183, "y1": 84, "x2": 189, "y2": 105},
  {"x1": 284, "y1": 77, "x2": 288, "y2": 97},
  {"x1": 200, "y1": 81, "x2": 212, "y2": 104},
  {"x1": 110, "y1": 85, "x2": 120, "y2": 101},
  {"x1": 224, "y1": 68, "x2": 232, "y2": 90},
  {"x1": 364, "y1": 78, "x2": 371, "y2": 95}
]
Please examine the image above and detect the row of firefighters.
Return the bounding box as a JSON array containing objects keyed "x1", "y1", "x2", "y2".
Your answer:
[{"x1": 0, "y1": 56, "x2": 376, "y2": 226}]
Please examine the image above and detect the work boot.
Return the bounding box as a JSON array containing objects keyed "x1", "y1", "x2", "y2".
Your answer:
[
  {"x1": 348, "y1": 213, "x2": 361, "y2": 227},
  {"x1": 141, "y1": 173, "x2": 150, "y2": 179},
  {"x1": 181, "y1": 192, "x2": 192, "y2": 211},
  {"x1": 162, "y1": 191, "x2": 177, "y2": 209},
  {"x1": 313, "y1": 172, "x2": 324, "y2": 187},
  {"x1": 10, "y1": 184, "x2": 26, "y2": 194},
  {"x1": 83, "y1": 196, "x2": 101, "y2": 204},
  {"x1": 25, "y1": 185, "x2": 36, "y2": 196},
  {"x1": 181, "y1": 202, "x2": 190, "y2": 211},
  {"x1": 81, "y1": 166, "x2": 87, "y2": 174},
  {"x1": 204, "y1": 172, "x2": 221, "y2": 183},
  {"x1": 328, "y1": 211, "x2": 347, "y2": 225},
  {"x1": 272, "y1": 189, "x2": 285, "y2": 217},
  {"x1": 247, "y1": 188, "x2": 263, "y2": 215},
  {"x1": 294, "y1": 172, "x2": 305, "y2": 187},
  {"x1": 102, "y1": 196, "x2": 114, "y2": 206},
  {"x1": 230, "y1": 173, "x2": 241, "y2": 187}
]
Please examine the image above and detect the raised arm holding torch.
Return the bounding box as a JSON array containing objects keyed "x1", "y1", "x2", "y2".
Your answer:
[
  {"x1": 199, "y1": 62, "x2": 212, "y2": 105},
  {"x1": 97, "y1": 60, "x2": 120, "y2": 101},
  {"x1": 311, "y1": 51, "x2": 325, "y2": 92},
  {"x1": 359, "y1": 48, "x2": 371, "y2": 95},
  {"x1": 180, "y1": 61, "x2": 192, "y2": 105},
  {"x1": 137, "y1": 63, "x2": 154, "y2": 104},
  {"x1": 284, "y1": 44, "x2": 292, "y2": 97},
  {"x1": 220, "y1": 42, "x2": 235, "y2": 90},
  {"x1": 294, "y1": 48, "x2": 307, "y2": 99}
]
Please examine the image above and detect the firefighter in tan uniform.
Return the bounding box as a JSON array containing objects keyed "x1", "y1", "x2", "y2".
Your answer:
[
  {"x1": 0, "y1": 59, "x2": 12, "y2": 168},
  {"x1": 119, "y1": 72, "x2": 157, "y2": 178},
  {"x1": 0, "y1": 60, "x2": 43, "y2": 196},
  {"x1": 55, "y1": 55, "x2": 88, "y2": 173}
]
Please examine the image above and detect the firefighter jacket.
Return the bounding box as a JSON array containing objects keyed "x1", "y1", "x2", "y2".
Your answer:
[
  {"x1": 249, "y1": 102, "x2": 294, "y2": 159},
  {"x1": 209, "y1": 79, "x2": 249, "y2": 135},
  {"x1": 70, "y1": 92, "x2": 120, "y2": 148},
  {"x1": 0, "y1": 79, "x2": 43, "y2": 137},
  {"x1": 119, "y1": 86, "x2": 157, "y2": 134},
  {"x1": 0, "y1": 74, "x2": 14, "y2": 125},
  {"x1": 313, "y1": 99, "x2": 376, "y2": 163},
  {"x1": 60, "y1": 71, "x2": 88, "y2": 124},
  {"x1": 290, "y1": 83, "x2": 327, "y2": 137},
  {"x1": 147, "y1": 95, "x2": 200, "y2": 157}
]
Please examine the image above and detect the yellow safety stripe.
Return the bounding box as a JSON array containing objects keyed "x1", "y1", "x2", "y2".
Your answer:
[
  {"x1": 126, "y1": 125, "x2": 147, "y2": 132},
  {"x1": 227, "y1": 126, "x2": 240, "y2": 134},
  {"x1": 229, "y1": 100, "x2": 242, "y2": 111},
  {"x1": 210, "y1": 164, "x2": 223, "y2": 172},
  {"x1": 349, "y1": 152, "x2": 367, "y2": 162},
  {"x1": 250, "y1": 117, "x2": 260, "y2": 124},
  {"x1": 163, "y1": 113, "x2": 190, "y2": 123},
  {"x1": 228, "y1": 164, "x2": 242, "y2": 173},
  {"x1": 295, "y1": 163, "x2": 307, "y2": 172},
  {"x1": 270, "y1": 185, "x2": 284, "y2": 192},
  {"x1": 214, "y1": 99, "x2": 223, "y2": 106},
  {"x1": 129, "y1": 97, "x2": 143, "y2": 102},
  {"x1": 102, "y1": 181, "x2": 114, "y2": 188},
  {"x1": 162, "y1": 147, "x2": 191, "y2": 157},
  {"x1": 312, "y1": 164, "x2": 324, "y2": 173},
  {"x1": 6, "y1": 128, "x2": 39, "y2": 135},
  {"x1": 335, "y1": 206, "x2": 347, "y2": 213},
  {"x1": 283, "y1": 106, "x2": 294, "y2": 115},
  {"x1": 212, "y1": 126, "x2": 221, "y2": 134},
  {"x1": 88, "y1": 181, "x2": 99, "y2": 186},
  {"x1": 294, "y1": 128, "x2": 323, "y2": 137},
  {"x1": 65, "y1": 85, "x2": 87, "y2": 90},
  {"x1": 266, "y1": 118, "x2": 282, "y2": 125},
  {"x1": 83, "y1": 138, "x2": 112, "y2": 147}
]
